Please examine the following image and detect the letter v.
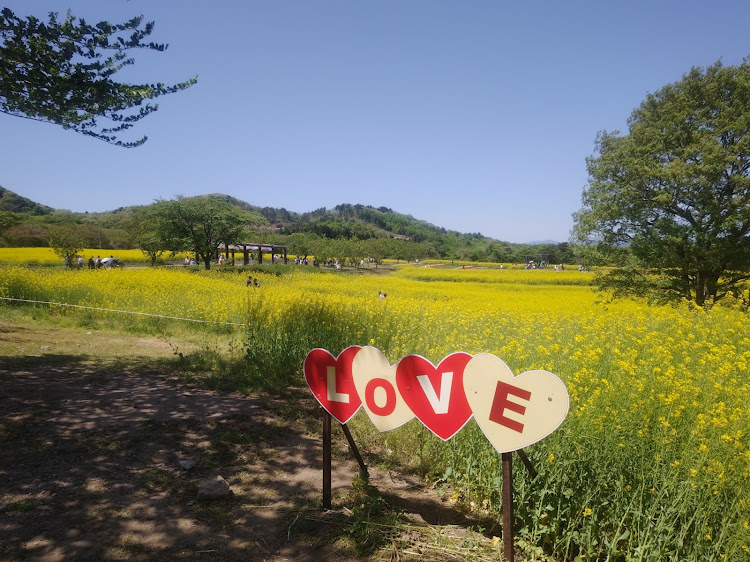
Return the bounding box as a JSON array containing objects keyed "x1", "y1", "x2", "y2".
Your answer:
[{"x1": 416, "y1": 372, "x2": 453, "y2": 414}]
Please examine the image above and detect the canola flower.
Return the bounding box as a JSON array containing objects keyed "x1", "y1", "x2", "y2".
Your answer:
[
  {"x1": 0, "y1": 263, "x2": 748, "y2": 560},
  {"x1": 0, "y1": 247, "x2": 156, "y2": 265}
]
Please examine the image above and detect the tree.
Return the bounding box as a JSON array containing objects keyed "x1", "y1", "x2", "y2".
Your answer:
[
  {"x1": 126, "y1": 208, "x2": 167, "y2": 266},
  {"x1": 48, "y1": 225, "x2": 85, "y2": 266},
  {"x1": 573, "y1": 59, "x2": 750, "y2": 307},
  {"x1": 285, "y1": 232, "x2": 316, "y2": 261},
  {"x1": 0, "y1": 8, "x2": 196, "y2": 147},
  {"x1": 366, "y1": 237, "x2": 388, "y2": 267},
  {"x1": 0, "y1": 210, "x2": 22, "y2": 235},
  {"x1": 153, "y1": 196, "x2": 261, "y2": 270}
]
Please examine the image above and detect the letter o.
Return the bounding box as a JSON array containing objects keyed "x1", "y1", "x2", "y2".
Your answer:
[{"x1": 365, "y1": 378, "x2": 397, "y2": 416}]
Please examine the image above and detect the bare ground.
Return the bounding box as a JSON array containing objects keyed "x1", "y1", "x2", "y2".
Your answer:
[{"x1": 0, "y1": 319, "x2": 503, "y2": 561}]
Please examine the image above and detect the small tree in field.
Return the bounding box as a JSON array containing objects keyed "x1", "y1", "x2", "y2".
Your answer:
[
  {"x1": 286, "y1": 232, "x2": 316, "y2": 261},
  {"x1": 49, "y1": 226, "x2": 85, "y2": 266},
  {"x1": 126, "y1": 208, "x2": 167, "y2": 266}
]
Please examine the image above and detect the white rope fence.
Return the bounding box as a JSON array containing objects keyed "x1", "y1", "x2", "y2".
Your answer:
[{"x1": 0, "y1": 296, "x2": 248, "y2": 327}]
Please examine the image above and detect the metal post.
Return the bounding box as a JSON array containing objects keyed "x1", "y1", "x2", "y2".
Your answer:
[
  {"x1": 502, "y1": 452, "x2": 514, "y2": 562},
  {"x1": 322, "y1": 410, "x2": 332, "y2": 509},
  {"x1": 341, "y1": 423, "x2": 368, "y2": 477},
  {"x1": 516, "y1": 449, "x2": 538, "y2": 479}
]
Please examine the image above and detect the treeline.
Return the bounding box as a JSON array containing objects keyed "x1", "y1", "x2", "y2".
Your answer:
[
  {"x1": 0, "y1": 188, "x2": 577, "y2": 264},
  {"x1": 252, "y1": 202, "x2": 577, "y2": 263},
  {"x1": 255, "y1": 230, "x2": 576, "y2": 266}
]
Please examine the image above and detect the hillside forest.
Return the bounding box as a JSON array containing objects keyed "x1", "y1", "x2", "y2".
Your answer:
[{"x1": 0, "y1": 187, "x2": 577, "y2": 266}]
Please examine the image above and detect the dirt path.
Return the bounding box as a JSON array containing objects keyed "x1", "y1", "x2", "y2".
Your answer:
[
  {"x1": 0, "y1": 350, "x2": 496, "y2": 561},
  {"x1": 0, "y1": 354, "x2": 362, "y2": 561}
]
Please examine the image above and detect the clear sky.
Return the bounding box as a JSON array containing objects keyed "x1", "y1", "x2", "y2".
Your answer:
[{"x1": 2, "y1": 1, "x2": 749, "y2": 243}]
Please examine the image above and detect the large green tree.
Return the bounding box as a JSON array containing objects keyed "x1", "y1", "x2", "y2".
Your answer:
[
  {"x1": 0, "y1": 8, "x2": 196, "y2": 147},
  {"x1": 153, "y1": 196, "x2": 262, "y2": 270},
  {"x1": 573, "y1": 59, "x2": 750, "y2": 307}
]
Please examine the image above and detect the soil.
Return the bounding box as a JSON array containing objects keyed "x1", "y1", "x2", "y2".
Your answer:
[{"x1": 0, "y1": 322, "x2": 500, "y2": 561}]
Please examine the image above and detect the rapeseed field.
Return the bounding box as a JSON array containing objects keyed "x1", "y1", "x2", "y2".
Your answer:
[
  {"x1": 0, "y1": 247, "x2": 153, "y2": 265},
  {"x1": 0, "y1": 263, "x2": 747, "y2": 560}
]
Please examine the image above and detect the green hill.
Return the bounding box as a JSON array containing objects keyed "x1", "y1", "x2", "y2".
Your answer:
[
  {"x1": 0, "y1": 186, "x2": 53, "y2": 215},
  {"x1": 0, "y1": 188, "x2": 574, "y2": 263}
]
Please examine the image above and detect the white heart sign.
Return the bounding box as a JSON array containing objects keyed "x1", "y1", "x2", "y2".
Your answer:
[
  {"x1": 463, "y1": 353, "x2": 569, "y2": 453},
  {"x1": 351, "y1": 346, "x2": 415, "y2": 432}
]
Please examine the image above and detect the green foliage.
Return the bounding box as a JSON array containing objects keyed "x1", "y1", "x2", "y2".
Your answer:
[
  {"x1": 152, "y1": 195, "x2": 264, "y2": 270},
  {"x1": 0, "y1": 221, "x2": 48, "y2": 247},
  {"x1": 574, "y1": 59, "x2": 750, "y2": 307},
  {"x1": 1, "y1": 185, "x2": 580, "y2": 264},
  {"x1": 48, "y1": 225, "x2": 85, "y2": 264},
  {"x1": 125, "y1": 207, "x2": 168, "y2": 265},
  {"x1": 0, "y1": 186, "x2": 52, "y2": 215},
  {"x1": 242, "y1": 297, "x2": 364, "y2": 392},
  {"x1": 345, "y1": 474, "x2": 400, "y2": 555},
  {"x1": 284, "y1": 232, "x2": 317, "y2": 260},
  {"x1": 0, "y1": 7, "x2": 197, "y2": 147},
  {"x1": 0, "y1": 210, "x2": 23, "y2": 235}
]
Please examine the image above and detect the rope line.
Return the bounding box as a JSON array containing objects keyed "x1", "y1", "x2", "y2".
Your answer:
[{"x1": 0, "y1": 297, "x2": 248, "y2": 327}]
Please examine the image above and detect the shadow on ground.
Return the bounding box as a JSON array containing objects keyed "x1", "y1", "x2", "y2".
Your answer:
[
  {"x1": 1, "y1": 354, "x2": 499, "y2": 561},
  {"x1": 1, "y1": 355, "x2": 364, "y2": 561}
]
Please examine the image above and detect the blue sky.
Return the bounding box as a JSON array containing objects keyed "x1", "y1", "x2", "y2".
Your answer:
[{"x1": 2, "y1": 1, "x2": 749, "y2": 243}]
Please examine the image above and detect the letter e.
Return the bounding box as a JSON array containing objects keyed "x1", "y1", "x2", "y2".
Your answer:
[{"x1": 488, "y1": 381, "x2": 531, "y2": 433}]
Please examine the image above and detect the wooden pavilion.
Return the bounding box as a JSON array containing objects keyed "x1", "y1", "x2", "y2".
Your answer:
[{"x1": 217, "y1": 243, "x2": 287, "y2": 266}]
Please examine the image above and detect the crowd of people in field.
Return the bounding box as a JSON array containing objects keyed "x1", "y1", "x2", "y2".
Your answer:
[{"x1": 66, "y1": 255, "x2": 121, "y2": 269}]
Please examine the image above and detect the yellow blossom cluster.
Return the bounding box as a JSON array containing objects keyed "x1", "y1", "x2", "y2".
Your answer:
[
  {"x1": 1, "y1": 263, "x2": 748, "y2": 559},
  {"x1": 0, "y1": 247, "x2": 154, "y2": 265}
]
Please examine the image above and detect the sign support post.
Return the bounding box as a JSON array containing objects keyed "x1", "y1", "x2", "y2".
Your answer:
[
  {"x1": 341, "y1": 423, "x2": 368, "y2": 477},
  {"x1": 502, "y1": 451, "x2": 514, "y2": 562},
  {"x1": 517, "y1": 448, "x2": 538, "y2": 479},
  {"x1": 323, "y1": 410, "x2": 332, "y2": 509},
  {"x1": 306, "y1": 346, "x2": 568, "y2": 558}
]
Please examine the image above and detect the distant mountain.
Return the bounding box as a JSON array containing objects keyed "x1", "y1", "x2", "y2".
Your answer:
[{"x1": 526, "y1": 239, "x2": 561, "y2": 245}]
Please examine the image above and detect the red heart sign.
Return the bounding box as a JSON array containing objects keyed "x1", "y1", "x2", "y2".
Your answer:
[
  {"x1": 303, "y1": 346, "x2": 362, "y2": 424},
  {"x1": 396, "y1": 352, "x2": 473, "y2": 441}
]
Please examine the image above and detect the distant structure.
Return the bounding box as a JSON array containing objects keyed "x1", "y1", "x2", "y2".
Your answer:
[
  {"x1": 217, "y1": 243, "x2": 287, "y2": 266},
  {"x1": 524, "y1": 253, "x2": 550, "y2": 269}
]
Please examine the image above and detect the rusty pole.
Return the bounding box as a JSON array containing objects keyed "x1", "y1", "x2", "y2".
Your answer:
[
  {"x1": 341, "y1": 423, "x2": 368, "y2": 477},
  {"x1": 322, "y1": 410, "x2": 332, "y2": 509},
  {"x1": 516, "y1": 448, "x2": 538, "y2": 479},
  {"x1": 502, "y1": 451, "x2": 514, "y2": 562}
]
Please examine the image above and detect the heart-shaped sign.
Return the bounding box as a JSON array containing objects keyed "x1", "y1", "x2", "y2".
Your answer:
[
  {"x1": 463, "y1": 353, "x2": 569, "y2": 453},
  {"x1": 351, "y1": 346, "x2": 415, "y2": 432},
  {"x1": 304, "y1": 346, "x2": 362, "y2": 424},
  {"x1": 396, "y1": 353, "x2": 473, "y2": 441}
]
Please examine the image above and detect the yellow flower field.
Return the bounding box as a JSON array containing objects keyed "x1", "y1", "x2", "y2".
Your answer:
[
  {"x1": 0, "y1": 264, "x2": 747, "y2": 560},
  {"x1": 0, "y1": 247, "x2": 153, "y2": 265}
]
